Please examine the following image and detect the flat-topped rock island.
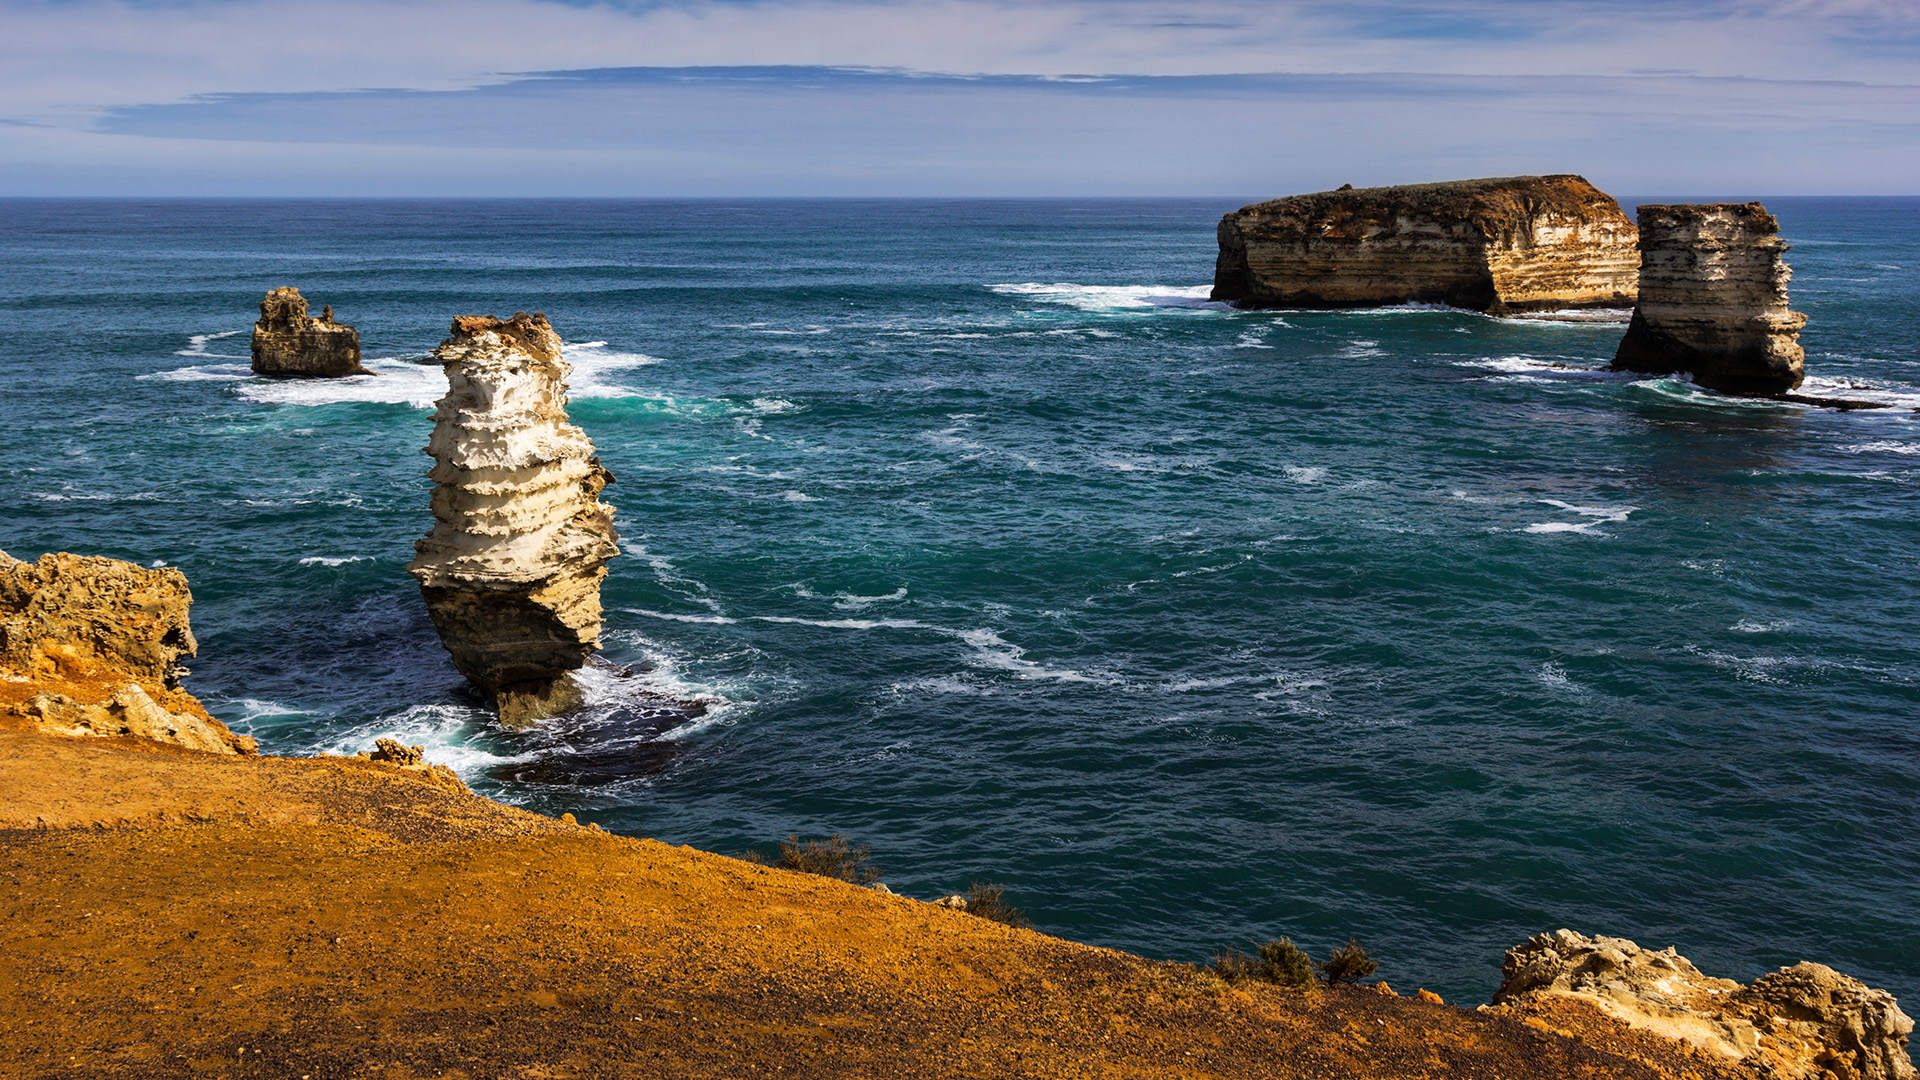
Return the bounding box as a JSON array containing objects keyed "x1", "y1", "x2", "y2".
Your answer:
[{"x1": 1211, "y1": 175, "x2": 1639, "y2": 314}]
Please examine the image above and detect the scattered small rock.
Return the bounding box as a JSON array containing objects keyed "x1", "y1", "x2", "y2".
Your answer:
[{"x1": 369, "y1": 738, "x2": 424, "y2": 766}]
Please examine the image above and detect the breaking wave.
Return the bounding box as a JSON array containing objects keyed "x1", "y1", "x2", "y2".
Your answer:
[{"x1": 988, "y1": 282, "x2": 1221, "y2": 313}]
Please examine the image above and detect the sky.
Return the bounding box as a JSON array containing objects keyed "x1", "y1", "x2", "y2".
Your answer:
[{"x1": 2, "y1": 0, "x2": 1917, "y2": 196}]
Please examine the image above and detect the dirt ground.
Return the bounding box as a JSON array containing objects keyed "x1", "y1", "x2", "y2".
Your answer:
[{"x1": 0, "y1": 732, "x2": 1739, "y2": 1079}]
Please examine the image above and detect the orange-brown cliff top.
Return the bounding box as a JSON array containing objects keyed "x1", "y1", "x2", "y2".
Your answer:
[
  {"x1": 444, "y1": 311, "x2": 563, "y2": 361},
  {"x1": 0, "y1": 731, "x2": 1743, "y2": 1079},
  {"x1": 1228, "y1": 174, "x2": 1633, "y2": 241}
]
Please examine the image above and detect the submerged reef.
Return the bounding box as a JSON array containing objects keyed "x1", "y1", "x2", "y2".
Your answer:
[
  {"x1": 1210, "y1": 175, "x2": 1639, "y2": 314},
  {"x1": 1611, "y1": 203, "x2": 1807, "y2": 395},
  {"x1": 408, "y1": 313, "x2": 619, "y2": 727},
  {"x1": 251, "y1": 286, "x2": 366, "y2": 378}
]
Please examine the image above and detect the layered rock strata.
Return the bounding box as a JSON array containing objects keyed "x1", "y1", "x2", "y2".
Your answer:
[
  {"x1": 408, "y1": 313, "x2": 618, "y2": 727},
  {"x1": 1611, "y1": 203, "x2": 1807, "y2": 395},
  {"x1": 251, "y1": 286, "x2": 366, "y2": 377},
  {"x1": 0, "y1": 550, "x2": 253, "y2": 754},
  {"x1": 1211, "y1": 175, "x2": 1639, "y2": 313},
  {"x1": 1494, "y1": 929, "x2": 1916, "y2": 1080}
]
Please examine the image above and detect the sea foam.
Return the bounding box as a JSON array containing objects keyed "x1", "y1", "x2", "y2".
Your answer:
[
  {"x1": 151, "y1": 334, "x2": 662, "y2": 407},
  {"x1": 1523, "y1": 499, "x2": 1635, "y2": 536},
  {"x1": 989, "y1": 282, "x2": 1220, "y2": 313}
]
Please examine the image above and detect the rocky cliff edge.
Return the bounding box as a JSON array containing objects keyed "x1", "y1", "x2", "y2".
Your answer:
[{"x1": 0, "y1": 550, "x2": 253, "y2": 754}]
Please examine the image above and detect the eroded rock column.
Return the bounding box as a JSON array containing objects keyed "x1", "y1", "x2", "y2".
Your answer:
[
  {"x1": 251, "y1": 286, "x2": 366, "y2": 377},
  {"x1": 1611, "y1": 203, "x2": 1807, "y2": 395},
  {"x1": 407, "y1": 313, "x2": 618, "y2": 727}
]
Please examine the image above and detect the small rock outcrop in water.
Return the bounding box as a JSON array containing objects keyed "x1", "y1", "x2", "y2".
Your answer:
[
  {"x1": 408, "y1": 313, "x2": 618, "y2": 727},
  {"x1": 251, "y1": 286, "x2": 366, "y2": 377},
  {"x1": 0, "y1": 550, "x2": 254, "y2": 754},
  {"x1": 1211, "y1": 175, "x2": 1639, "y2": 314},
  {"x1": 1493, "y1": 929, "x2": 1917, "y2": 1080},
  {"x1": 1611, "y1": 203, "x2": 1807, "y2": 395}
]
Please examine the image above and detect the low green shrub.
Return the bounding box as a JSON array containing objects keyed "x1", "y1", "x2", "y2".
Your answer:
[
  {"x1": 962, "y1": 883, "x2": 1030, "y2": 928},
  {"x1": 749, "y1": 834, "x2": 882, "y2": 885},
  {"x1": 1209, "y1": 936, "x2": 1378, "y2": 990},
  {"x1": 1319, "y1": 938, "x2": 1379, "y2": 986},
  {"x1": 1208, "y1": 936, "x2": 1316, "y2": 989}
]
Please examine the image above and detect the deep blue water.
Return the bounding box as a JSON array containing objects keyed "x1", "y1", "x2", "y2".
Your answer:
[{"x1": 2, "y1": 197, "x2": 1916, "y2": 1004}]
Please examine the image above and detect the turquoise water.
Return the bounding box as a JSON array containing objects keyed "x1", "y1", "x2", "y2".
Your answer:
[{"x1": 2, "y1": 197, "x2": 1916, "y2": 1003}]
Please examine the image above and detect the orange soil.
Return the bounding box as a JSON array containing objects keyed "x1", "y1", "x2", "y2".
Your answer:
[{"x1": 0, "y1": 733, "x2": 1739, "y2": 1079}]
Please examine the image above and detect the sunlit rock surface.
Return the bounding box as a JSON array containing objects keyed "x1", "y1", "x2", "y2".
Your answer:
[
  {"x1": 0, "y1": 549, "x2": 253, "y2": 754},
  {"x1": 1495, "y1": 929, "x2": 1916, "y2": 1080},
  {"x1": 407, "y1": 313, "x2": 618, "y2": 727},
  {"x1": 250, "y1": 286, "x2": 366, "y2": 378},
  {"x1": 1211, "y1": 175, "x2": 1639, "y2": 314},
  {"x1": 1611, "y1": 203, "x2": 1807, "y2": 395}
]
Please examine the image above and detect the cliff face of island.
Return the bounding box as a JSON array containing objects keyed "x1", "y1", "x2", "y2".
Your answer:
[
  {"x1": 1211, "y1": 175, "x2": 1639, "y2": 314},
  {"x1": 251, "y1": 286, "x2": 366, "y2": 378},
  {"x1": 0, "y1": 550, "x2": 253, "y2": 754},
  {"x1": 1611, "y1": 203, "x2": 1807, "y2": 395},
  {"x1": 407, "y1": 313, "x2": 619, "y2": 727}
]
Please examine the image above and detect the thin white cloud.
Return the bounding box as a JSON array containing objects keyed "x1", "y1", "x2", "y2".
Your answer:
[
  {"x1": 1, "y1": 0, "x2": 1916, "y2": 194},
  {"x1": 5, "y1": 63, "x2": 1916, "y2": 195},
  {"x1": 4, "y1": 0, "x2": 1918, "y2": 125}
]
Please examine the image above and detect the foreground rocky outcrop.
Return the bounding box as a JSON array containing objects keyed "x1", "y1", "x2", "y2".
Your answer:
[
  {"x1": 1211, "y1": 175, "x2": 1639, "y2": 314},
  {"x1": 1494, "y1": 929, "x2": 1916, "y2": 1080},
  {"x1": 0, "y1": 550, "x2": 253, "y2": 754},
  {"x1": 251, "y1": 286, "x2": 365, "y2": 377},
  {"x1": 408, "y1": 313, "x2": 619, "y2": 727},
  {"x1": 1611, "y1": 204, "x2": 1807, "y2": 395},
  {"x1": 0, "y1": 732, "x2": 1756, "y2": 1079}
]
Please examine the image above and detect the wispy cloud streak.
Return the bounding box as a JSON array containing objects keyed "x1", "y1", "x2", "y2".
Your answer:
[{"x1": 2, "y1": 0, "x2": 1918, "y2": 193}]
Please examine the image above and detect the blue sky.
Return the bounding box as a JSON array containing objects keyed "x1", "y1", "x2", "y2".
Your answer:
[{"x1": 2, "y1": 0, "x2": 1917, "y2": 195}]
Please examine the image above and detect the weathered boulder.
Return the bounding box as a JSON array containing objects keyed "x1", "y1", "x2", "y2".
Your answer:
[
  {"x1": 1211, "y1": 175, "x2": 1639, "y2": 314},
  {"x1": 1611, "y1": 203, "x2": 1807, "y2": 395},
  {"x1": 0, "y1": 550, "x2": 254, "y2": 754},
  {"x1": 1493, "y1": 929, "x2": 1916, "y2": 1080},
  {"x1": 251, "y1": 286, "x2": 366, "y2": 377},
  {"x1": 407, "y1": 313, "x2": 619, "y2": 727}
]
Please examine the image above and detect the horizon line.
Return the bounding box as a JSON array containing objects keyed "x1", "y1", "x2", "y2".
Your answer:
[{"x1": 5, "y1": 193, "x2": 1918, "y2": 201}]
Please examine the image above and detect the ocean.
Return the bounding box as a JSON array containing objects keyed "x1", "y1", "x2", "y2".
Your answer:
[{"x1": 2, "y1": 196, "x2": 1915, "y2": 1004}]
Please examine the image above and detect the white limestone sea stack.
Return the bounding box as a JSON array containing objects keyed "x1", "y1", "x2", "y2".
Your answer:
[
  {"x1": 408, "y1": 313, "x2": 619, "y2": 727},
  {"x1": 1611, "y1": 202, "x2": 1807, "y2": 395}
]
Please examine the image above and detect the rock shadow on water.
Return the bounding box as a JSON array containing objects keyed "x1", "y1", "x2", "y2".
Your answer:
[{"x1": 478, "y1": 657, "x2": 714, "y2": 791}]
